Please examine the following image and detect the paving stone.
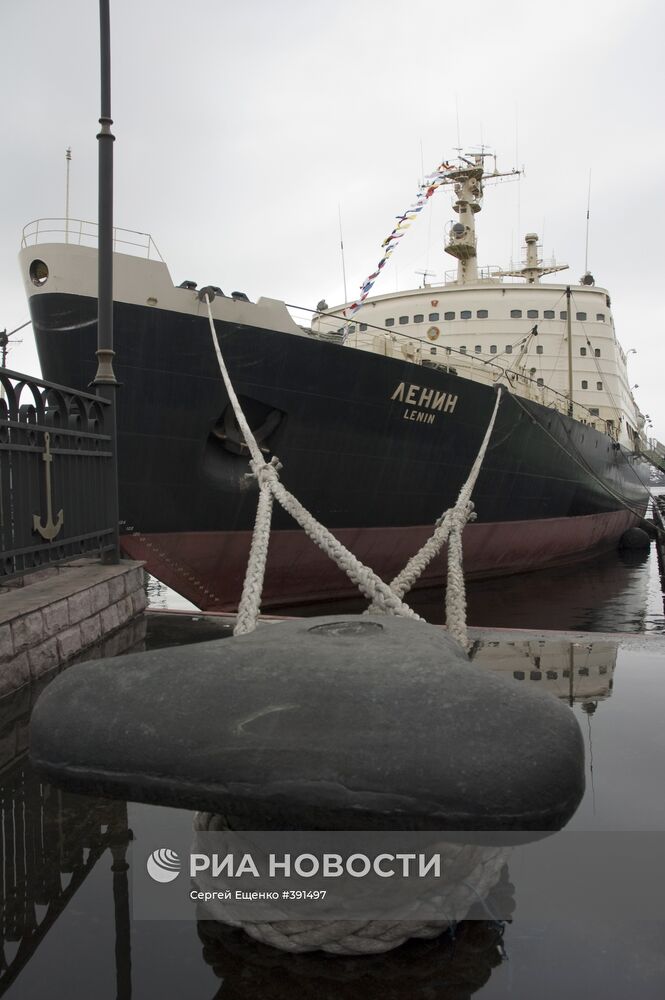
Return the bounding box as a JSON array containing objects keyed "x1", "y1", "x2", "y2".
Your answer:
[
  {"x1": 57, "y1": 625, "x2": 82, "y2": 662},
  {"x1": 28, "y1": 638, "x2": 60, "y2": 679},
  {"x1": 0, "y1": 624, "x2": 13, "y2": 663},
  {"x1": 11, "y1": 611, "x2": 44, "y2": 654},
  {"x1": 30, "y1": 615, "x2": 585, "y2": 832},
  {"x1": 108, "y1": 575, "x2": 126, "y2": 603},
  {"x1": 125, "y1": 567, "x2": 145, "y2": 594},
  {"x1": 116, "y1": 596, "x2": 134, "y2": 624},
  {"x1": 0, "y1": 653, "x2": 31, "y2": 698},
  {"x1": 90, "y1": 582, "x2": 111, "y2": 615},
  {"x1": 131, "y1": 590, "x2": 148, "y2": 615},
  {"x1": 100, "y1": 604, "x2": 120, "y2": 634},
  {"x1": 42, "y1": 599, "x2": 70, "y2": 637},
  {"x1": 80, "y1": 614, "x2": 102, "y2": 648},
  {"x1": 67, "y1": 590, "x2": 93, "y2": 625},
  {"x1": 0, "y1": 560, "x2": 144, "y2": 625}
]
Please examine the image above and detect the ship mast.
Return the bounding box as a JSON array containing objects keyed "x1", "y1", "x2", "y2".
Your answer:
[
  {"x1": 493, "y1": 232, "x2": 569, "y2": 284},
  {"x1": 444, "y1": 153, "x2": 518, "y2": 285},
  {"x1": 566, "y1": 285, "x2": 574, "y2": 416}
]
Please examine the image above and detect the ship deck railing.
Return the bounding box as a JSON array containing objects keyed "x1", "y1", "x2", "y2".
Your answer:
[
  {"x1": 21, "y1": 218, "x2": 164, "y2": 262},
  {"x1": 299, "y1": 304, "x2": 618, "y2": 436},
  {"x1": 442, "y1": 260, "x2": 565, "y2": 284}
]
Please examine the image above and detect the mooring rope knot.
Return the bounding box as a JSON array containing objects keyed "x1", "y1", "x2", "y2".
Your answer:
[
  {"x1": 249, "y1": 455, "x2": 282, "y2": 487},
  {"x1": 436, "y1": 500, "x2": 476, "y2": 529}
]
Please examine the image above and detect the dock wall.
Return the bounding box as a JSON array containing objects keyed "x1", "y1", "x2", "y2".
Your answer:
[{"x1": 0, "y1": 559, "x2": 147, "y2": 698}]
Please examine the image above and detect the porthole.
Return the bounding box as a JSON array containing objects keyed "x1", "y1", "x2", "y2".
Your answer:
[{"x1": 29, "y1": 259, "x2": 49, "y2": 286}]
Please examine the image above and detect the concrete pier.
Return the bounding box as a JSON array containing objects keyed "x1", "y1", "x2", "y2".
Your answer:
[{"x1": 0, "y1": 558, "x2": 147, "y2": 698}]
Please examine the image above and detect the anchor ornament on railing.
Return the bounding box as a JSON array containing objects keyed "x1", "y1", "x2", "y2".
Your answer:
[{"x1": 33, "y1": 431, "x2": 64, "y2": 541}]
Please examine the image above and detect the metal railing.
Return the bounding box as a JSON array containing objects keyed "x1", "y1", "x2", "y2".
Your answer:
[
  {"x1": 442, "y1": 265, "x2": 503, "y2": 284},
  {"x1": 0, "y1": 368, "x2": 116, "y2": 581},
  {"x1": 21, "y1": 217, "x2": 164, "y2": 262},
  {"x1": 299, "y1": 306, "x2": 603, "y2": 429}
]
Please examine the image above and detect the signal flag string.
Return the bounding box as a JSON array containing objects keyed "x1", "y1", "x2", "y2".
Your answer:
[{"x1": 344, "y1": 159, "x2": 456, "y2": 317}]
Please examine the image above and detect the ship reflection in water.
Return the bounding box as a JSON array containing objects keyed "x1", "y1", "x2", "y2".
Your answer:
[
  {"x1": 265, "y1": 544, "x2": 665, "y2": 635},
  {"x1": 2, "y1": 558, "x2": 665, "y2": 997}
]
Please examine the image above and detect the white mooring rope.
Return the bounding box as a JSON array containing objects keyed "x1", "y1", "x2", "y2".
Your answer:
[
  {"x1": 192, "y1": 813, "x2": 510, "y2": 956},
  {"x1": 204, "y1": 294, "x2": 502, "y2": 643},
  {"x1": 201, "y1": 296, "x2": 504, "y2": 954}
]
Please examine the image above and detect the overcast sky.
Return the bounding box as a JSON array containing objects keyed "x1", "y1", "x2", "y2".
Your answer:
[{"x1": 2, "y1": 0, "x2": 664, "y2": 433}]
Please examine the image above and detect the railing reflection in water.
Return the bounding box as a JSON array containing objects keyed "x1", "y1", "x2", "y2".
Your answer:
[{"x1": 0, "y1": 673, "x2": 132, "y2": 996}]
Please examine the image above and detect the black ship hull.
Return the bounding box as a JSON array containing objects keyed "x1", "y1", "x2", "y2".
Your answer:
[{"x1": 29, "y1": 292, "x2": 650, "y2": 609}]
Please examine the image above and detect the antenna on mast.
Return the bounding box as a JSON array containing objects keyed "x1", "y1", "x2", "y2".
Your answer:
[
  {"x1": 455, "y1": 94, "x2": 462, "y2": 154},
  {"x1": 415, "y1": 269, "x2": 435, "y2": 288},
  {"x1": 65, "y1": 146, "x2": 72, "y2": 244},
  {"x1": 584, "y1": 169, "x2": 591, "y2": 274},
  {"x1": 338, "y1": 204, "x2": 348, "y2": 305}
]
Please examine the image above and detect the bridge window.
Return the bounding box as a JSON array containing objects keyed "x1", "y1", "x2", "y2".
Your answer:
[
  {"x1": 385, "y1": 318, "x2": 395, "y2": 327},
  {"x1": 359, "y1": 323, "x2": 367, "y2": 331},
  {"x1": 460, "y1": 346, "x2": 467, "y2": 353},
  {"x1": 475, "y1": 345, "x2": 482, "y2": 353},
  {"x1": 399, "y1": 316, "x2": 408, "y2": 325},
  {"x1": 594, "y1": 348, "x2": 601, "y2": 357},
  {"x1": 477, "y1": 309, "x2": 488, "y2": 318},
  {"x1": 490, "y1": 345, "x2": 497, "y2": 353},
  {"x1": 580, "y1": 347, "x2": 587, "y2": 356},
  {"x1": 536, "y1": 345, "x2": 544, "y2": 354},
  {"x1": 576, "y1": 311, "x2": 587, "y2": 320},
  {"x1": 510, "y1": 309, "x2": 523, "y2": 318},
  {"x1": 414, "y1": 314, "x2": 424, "y2": 323},
  {"x1": 589, "y1": 407, "x2": 599, "y2": 415},
  {"x1": 348, "y1": 324, "x2": 356, "y2": 332},
  {"x1": 527, "y1": 309, "x2": 539, "y2": 318},
  {"x1": 505, "y1": 344, "x2": 513, "y2": 354},
  {"x1": 597, "y1": 381, "x2": 603, "y2": 390},
  {"x1": 544, "y1": 310, "x2": 555, "y2": 319},
  {"x1": 537, "y1": 378, "x2": 544, "y2": 386},
  {"x1": 581, "y1": 380, "x2": 588, "y2": 389},
  {"x1": 429, "y1": 312, "x2": 440, "y2": 321},
  {"x1": 461, "y1": 310, "x2": 472, "y2": 319},
  {"x1": 443, "y1": 311, "x2": 454, "y2": 320},
  {"x1": 560, "y1": 310, "x2": 567, "y2": 320},
  {"x1": 597, "y1": 313, "x2": 605, "y2": 321}
]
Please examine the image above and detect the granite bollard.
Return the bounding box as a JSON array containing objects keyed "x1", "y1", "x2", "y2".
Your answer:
[{"x1": 30, "y1": 615, "x2": 585, "y2": 831}]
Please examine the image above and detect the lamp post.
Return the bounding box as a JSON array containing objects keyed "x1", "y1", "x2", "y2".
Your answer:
[{"x1": 92, "y1": 0, "x2": 120, "y2": 564}]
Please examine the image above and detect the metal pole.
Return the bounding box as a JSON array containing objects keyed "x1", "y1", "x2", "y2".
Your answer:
[
  {"x1": 93, "y1": 0, "x2": 120, "y2": 564},
  {"x1": 65, "y1": 147, "x2": 71, "y2": 244},
  {"x1": 337, "y1": 204, "x2": 348, "y2": 305},
  {"x1": 566, "y1": 285, "x2": 573, "y2": 418}
]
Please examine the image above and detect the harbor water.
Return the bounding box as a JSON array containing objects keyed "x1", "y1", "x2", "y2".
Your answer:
[
  {"x1": 1, "y1": 539, "x2": 664, "y2": 998},
  {"x1": 146, "y1": 538, "x2": 665, "y2": 635}
]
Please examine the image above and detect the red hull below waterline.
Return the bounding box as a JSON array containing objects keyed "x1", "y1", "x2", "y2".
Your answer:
[{"x1": 120, "y1": 508, "x2": 640, "y2": 612}]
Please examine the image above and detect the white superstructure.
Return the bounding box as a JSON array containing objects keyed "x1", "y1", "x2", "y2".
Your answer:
[{"x1": 311, "y1": 154, "x2": 644, "y2": 450}]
